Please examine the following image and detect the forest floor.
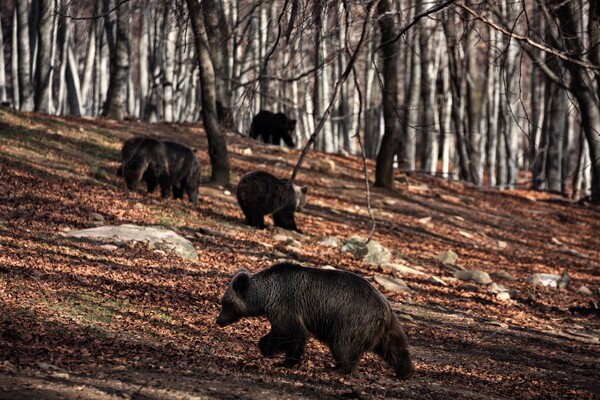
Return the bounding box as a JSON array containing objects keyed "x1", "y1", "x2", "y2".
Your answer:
[{"x1": 0, "y1": 107, "x2": 599, "y2": 400}]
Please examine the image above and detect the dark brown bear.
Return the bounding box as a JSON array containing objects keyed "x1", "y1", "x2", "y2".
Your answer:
[
  {"x1": 216, "y1": 262, "x2": 415, "y2": 379},
  {"x1": 116, "y1": 137, "x2": 158, "y2": 193},
  {"x1": 235, "y1": 171, "x2": 307, "y2": 232},
  {"x1": 120, "y1": 138, "x2": 201, "y2": 203},
  {"x1": 249, "y1": 110, "x2": 296, "y2": 147}
]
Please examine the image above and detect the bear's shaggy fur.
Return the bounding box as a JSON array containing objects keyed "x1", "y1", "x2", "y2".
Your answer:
[
  {"x1": 116, "y1": 137, "x2": 158, "y2": 193},
  {"x1": 249, "y1": 110, "x2": 296, "y2": 147},
  {"x1": 119, "y1": 137, "x2": 201, "y2": 203},
  {"x1": 235, "y1": 171, "x2": 307, "y2": 232},
  {"x1": 216, "y1": 262, "x2": 415, "y2": 379}
]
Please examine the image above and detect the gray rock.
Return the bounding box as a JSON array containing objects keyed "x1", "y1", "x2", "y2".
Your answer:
[
  {"x1": 90, "y1": 212, "x2": 105, "y2": 222},
  {"x1": 455, "y1": 270, "x2": 492, "y2": 285},
  {"x1": 381, "y1": 263, "x2": 426, "y2": 276},
  {"x1": 100, "y1": 244, "x2": 118, "y2": 251},
  {"x1": 577, "y1": 285, "x2": 593, "y2": 296},
  {"x1": 527, "y1": 272, "x2": 570, "y2": 289},
  {"x1": 490, "y1": 270, "x2": 516, "y2": 281},
  {"x1": 426, "y1": 276, "x2": 447, "y2": 286},
  {"x1": 66, "y1": 224, "x2": 198, "y2": 261},
  {"x1": 497, "y1": 240, "x2": 508, "y2": 250},
  {"x1": 383, "y1": 199, "x2": 397, "y2": 206},
  {"x1": 496, "y1": 292, "x2": 512, "y2": 301},
  {"x1": 342, "y1": 236, "x2": 392, "y2": 266},
  {"x1": 273, "y1": 234, "x2": 290, "y2": 242},
  {"x1": 437, "y1": 250, "x2": 458, "y2": 265},
  {"x1": 374, "y1": 275, "x2": 412, "y2": 293},
  {"x1": 487, "y1": 282, "x2": 507, "y2": 293},
  {"x1": 319, "y1": 236, "x2": 342, "y2": 248},
  {"x1": 284, "y1": 238, "x2": 301, "y2": 248}
]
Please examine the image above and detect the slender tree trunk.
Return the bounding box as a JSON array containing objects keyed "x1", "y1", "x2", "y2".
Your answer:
[
  {"x1": 0, "y1": 9, "x2": 7, "y2": 103},
  {"x1": 187, "y1": 0, "x2": 230, "y2": 185},
  {"x1": 11, "y1": 8, "x2": 20, "y2": 107},
  {"x1": 162, "y1": 1, "x2": 177, "y2": 122},
  {"x1": 374, "y1": 0, "x2": 400, "y2": 188},
  {"x1": 33, "y1": 0, "x2": 54, "y2": 113},
  {"x1": 80, "y1": 12, "x2": 97, "y2": 113},
  {"x1": 465, "y1": 16, "x2": 482, "y2": 185},
  {"x1": 16, "y1": 0, "x2": 35, "y2": 111},
  {"x1": 419, "y1": 15, "x2": 437, "y2": 174},
  {"x1": 102, "y1": 0, "x2": 130, "y2": 119}
]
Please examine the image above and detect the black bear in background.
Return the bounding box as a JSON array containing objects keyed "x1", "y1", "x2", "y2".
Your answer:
[
  {"x1": 116, "y1": 137, "x2": 157, "y2": 193},
  {"x1": 249, "y1": 110, "x2": 296, "y2": 147},
  {"x1": 162, "y1": 140, "x2": 202, "y2": 203},
  {"x1": 236, "y1": 171, "x2": 307, "y2": 232},
  {"x1": 119, "y1": 137, "x2": 201, "y2": 203},
  {"x1": 216, "y1": 262, "x2": 415, "y2": 379}
]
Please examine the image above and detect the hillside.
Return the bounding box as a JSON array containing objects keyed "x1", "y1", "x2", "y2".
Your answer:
[{"x1": 0, "y1": 108, "x2": 598, "y2": 399}]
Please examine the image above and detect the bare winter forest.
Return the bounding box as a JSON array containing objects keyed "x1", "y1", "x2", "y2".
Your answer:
[
  {"x1": 0, "y1": 0, "x2": 599, "y2": 399},
  {"x1": 1, "y1": 0, "x2": 600, "y2": 198}
]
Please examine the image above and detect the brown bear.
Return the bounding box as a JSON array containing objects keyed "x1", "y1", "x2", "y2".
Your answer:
[
  {"x1": 249, "y1": 110, "x2": 296, "y2": 147},
  {"x1": 235, "y1": 171, "x2": 307, "y2": 232},
  {"x1": 216, "y1": 262, "x2": 415, "y2": 379},
  {"x1": 119, "y1": 137, "x2": 201, "y2": 203}
]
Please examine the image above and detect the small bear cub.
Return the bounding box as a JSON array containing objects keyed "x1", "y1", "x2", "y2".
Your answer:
[
  {"x1": 236, "y1": 171, "x2": 307, "y2": 232},
  {"x1": 216, "y1": 262, "x2": 415, "y2": 379}
]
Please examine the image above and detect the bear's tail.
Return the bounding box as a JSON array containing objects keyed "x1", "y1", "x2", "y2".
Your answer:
[{"x1": 374, "y1": 314, "x2": 415, "y2": 380}]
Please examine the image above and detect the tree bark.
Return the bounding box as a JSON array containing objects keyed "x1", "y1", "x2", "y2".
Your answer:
[
  {"x1": 15, "y1": 0, "x2": 35, "y2": 111},
  {"x1": 33, "y1": 0, "x2": 54, "y2": 113},
  {"x1": 187, "y1": 0, "x2": 230, "y2": 185},
  {"x1": 374, "y1": 0, "x2": 400, "y2": 189},
  {"x1": 102, "y1": 0, "x2": 130, "y2": 120}
]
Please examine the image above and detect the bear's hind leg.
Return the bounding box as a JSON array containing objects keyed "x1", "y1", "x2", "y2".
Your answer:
[{"x1": 158, "y1": 174, "x2": 171, "y2": 199}]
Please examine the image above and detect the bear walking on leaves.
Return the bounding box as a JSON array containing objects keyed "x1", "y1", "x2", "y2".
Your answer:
[
  {"x1": 216, "y1": 262, "x2": 415, "y2": 379},
  {"x1": 236, "y1": 171, "x2": 307, "y2": 232}
]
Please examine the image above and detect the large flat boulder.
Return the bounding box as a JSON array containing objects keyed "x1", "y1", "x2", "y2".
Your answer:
[{"x1": 66, "y1": 224, "x2": 198, "y2": 261}]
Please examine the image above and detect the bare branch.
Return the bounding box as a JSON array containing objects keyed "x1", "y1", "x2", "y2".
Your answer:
[
  {"x1": 290, "y1": 0, "x2": 377, "y2": 183},
  {"x1": 457, "y1": 2, "x2": 600, "y2": 70},
  {"x1": 55, "y1": 0, "x2": 130, "y2": 21}
]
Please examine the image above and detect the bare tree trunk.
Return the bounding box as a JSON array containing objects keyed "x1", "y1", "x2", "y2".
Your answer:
[
  {"x1": 399, "y1": 0, "x2": 419, "y2": 171},
  {"x1": 187, "y1": 0, "x2": 230, "y2": 185},
  {"x1": 374, "y1": 0, "x2": 400, "y2": 188},
  {"x1": 0, "y1": 9, "x2": 7, "y2": 103},
  {"x1": 364, "y1": 39, "x2": 381, "y2": 159},
  {"x1": 102, "y1": 0, "x2": 131, "y2": 119},
  {"x1": 80, "y1": 12, "x2": 97, "y2": 113},
  {"x1": 15, "y1": 0, "x2": 35, "y2": 111},
  {"x1": 440, "y1": 64, "x2": 453, "y2": 178},
  {"x1": 11, "y1": 7, "x2": 20, "y2": 107},
  {"x1": 33, "y1": 0, "x2": 54, "y2": 113},
  {"x1": 162, "y1": 1, "x2": 177, "y2": 122},
  {"x1": 313, "y1": 3, "x2": 333, "y2": 153},
  {"x1": 419, "y1": 14, "x2": 438, "y2": 174},
  {"x1": 465, "y1": 15, "x2": 482, "y2": 185}
]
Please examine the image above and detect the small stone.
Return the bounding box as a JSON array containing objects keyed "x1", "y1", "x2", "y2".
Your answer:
[
  {"x1": 454, "y1": 270, "x2": 492, "y2": 285},
  {"x1": 487, "y1": 321, "x2": 509, "y2": 329},
  {"x1": 527, "y1": 272, "x2": 570, "y2": 289},
  {"x1": 490, "y1": 270, "x2": 516, "y2": 281},
  {"x1": 50, "y1": 372, "x2": 70, "y2": 379},
  {"x1": 406, "y1": 184, "x2": 430, "y2": 193},
  {"x1": 381, "y1": 263, "x2": 425, "y2": 276},
  {"x1": 224, "y1": 190, "x2": 231, "y2": 196},
  {"x1": 426, "y1": 276, "x2": 447, "y2": 286},
  {"x1": 90, "y1": 212, "x2": 105, "y2": 222},
  {"x1": 417, "y1": 217, "x2": 432, "y2": 225},
  {"x1": 437, "y1": 250, "x2": 458, "y2": 265},
  {"x1": 273, "y1": 234, "x2": 289, "y2": 242},
  {"x1": 321, "y1": 265, "x2": 337, "y2": 270},
  {"x1": 319, "y1": 236, "x2": 341, "y2": 248},
  {"x1": 242, "y1": 148, "x2": 252, "y2": 155},
  {"x1": 487, "y1": 282, "x2": 506, "y2": 293},
  {"x1": 100, "y1": 244, "x2": 118, "y2": 251},
  {"x1": 496, "y1": 292, "x2": 512, "y2": 301},
  {"x1": 374, "y1": 275, "x2": 412, "y2": 293},
  {"x1": 284, "y1": 239, "x2": 301, "y2": 248},
  {"x1": 109, "y1": 365, "x2": 127, "y2": 372},
  {"x1": 577, "y1": 285, "x2": 593, "y2": 296},
  {"x1": 37, "y1": 362, "x2": 59, "y2": 371},
  {"x1": 383, "y1": 199, "x2": 397, "y2": 206},
  {"x1": 458, "y1": 230, "x2": 473, "y2": 239},
  {"x1": 497, "y1": 241, "x2": 508, "y2": 249}
]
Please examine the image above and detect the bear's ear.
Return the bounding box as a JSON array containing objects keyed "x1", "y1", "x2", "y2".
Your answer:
[
  {"x1": 301, "y1": 186, "x2": 308, "y2": 195},
  {"x1": 232, "y1": 270, "x2": 251, "y2": 297}
]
